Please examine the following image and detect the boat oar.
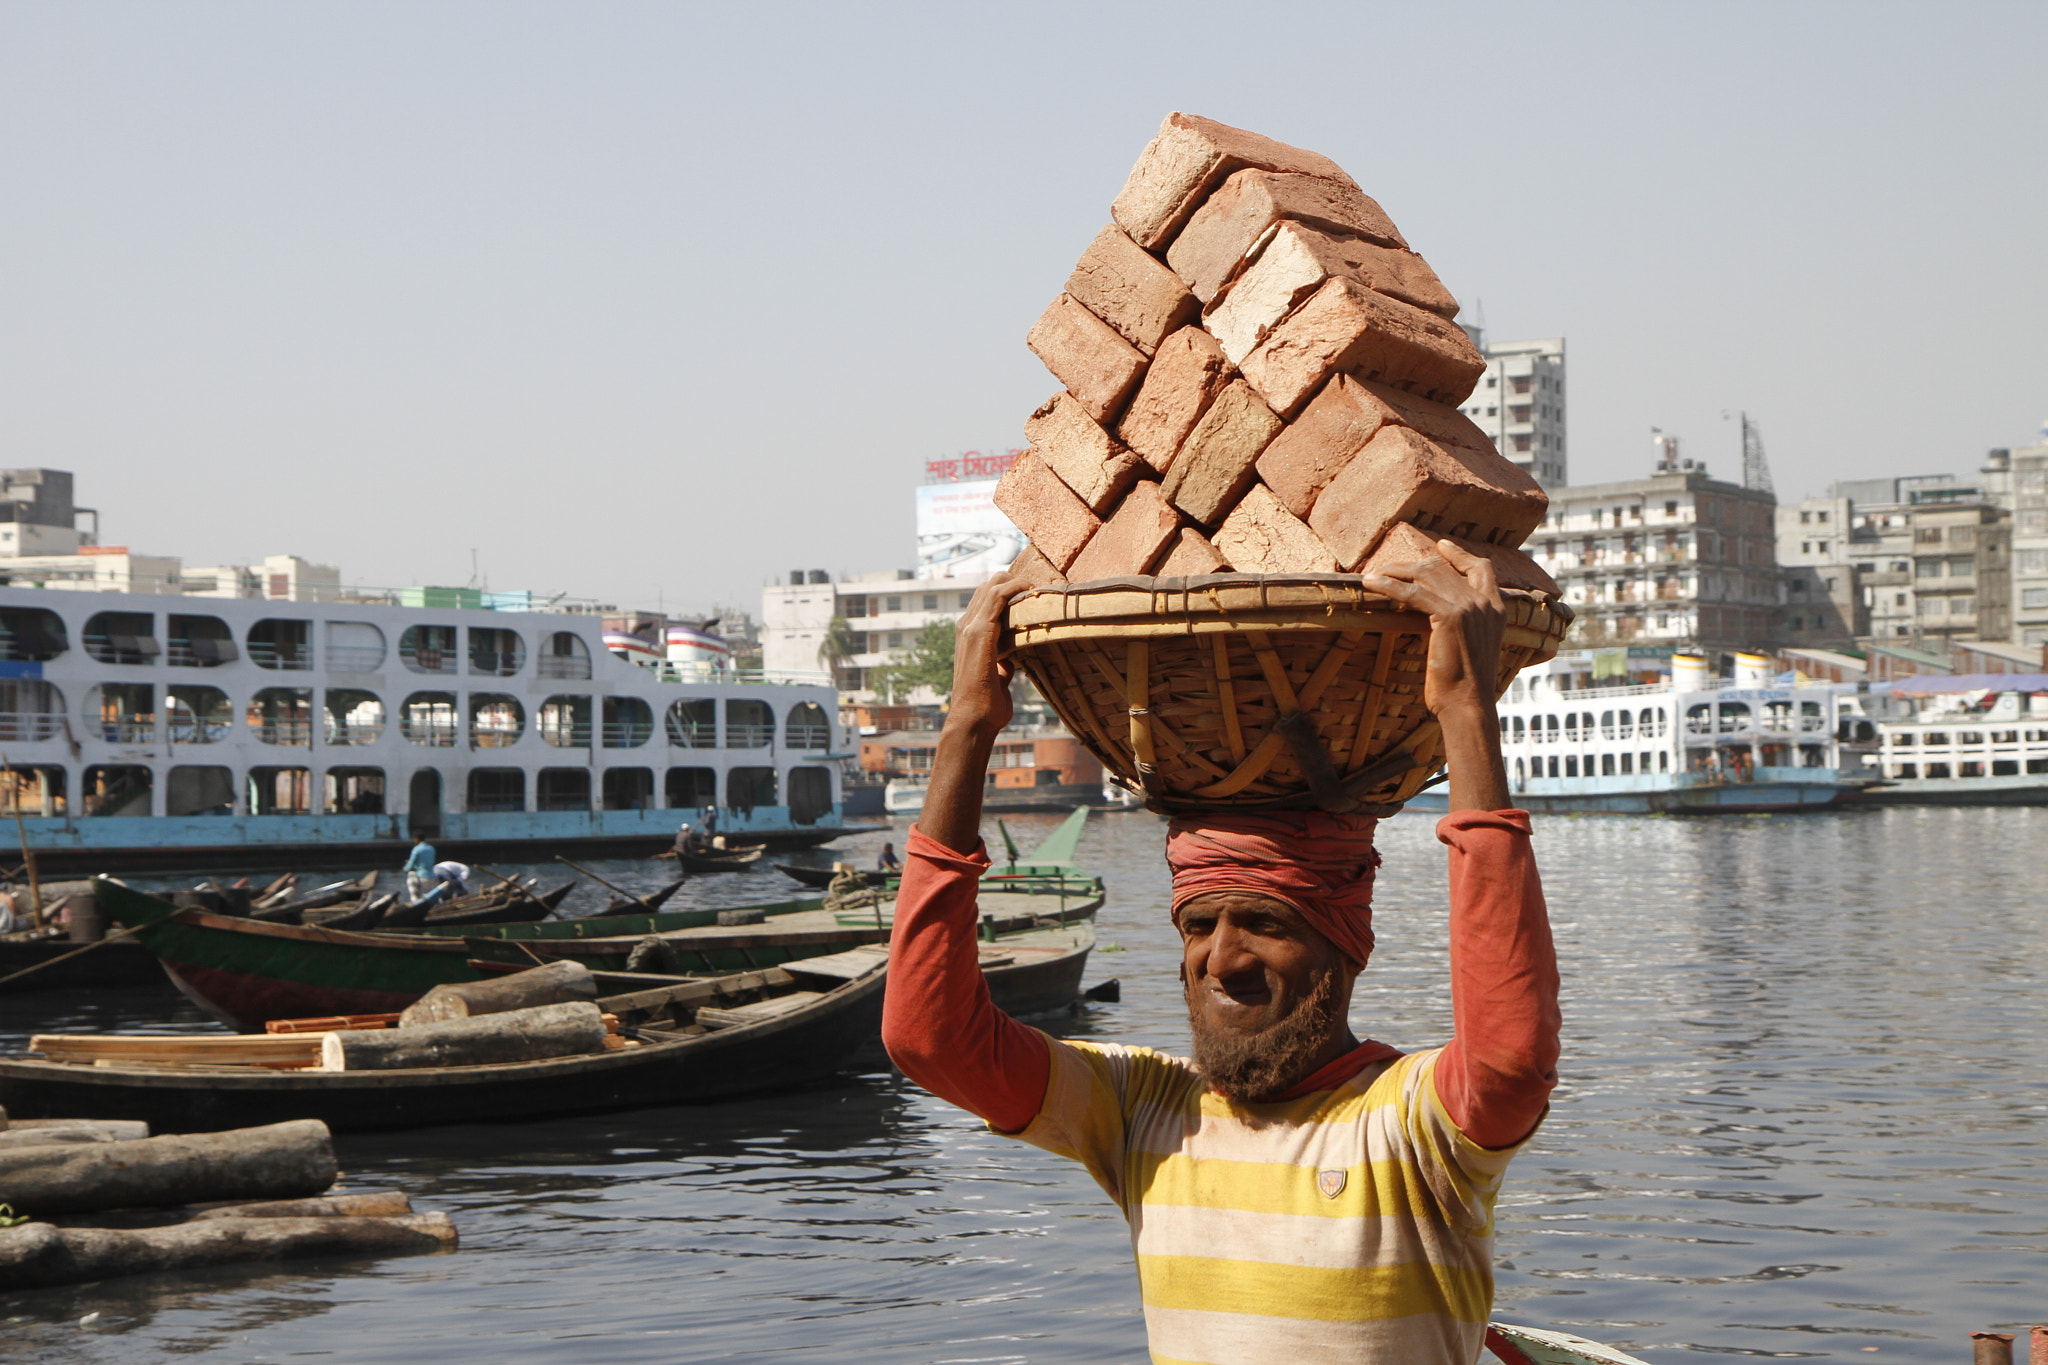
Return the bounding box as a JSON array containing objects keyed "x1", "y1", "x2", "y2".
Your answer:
[
  {"x1": 0, "y1": 900, "x2": 185, "y2": 989},
  {"x1": 551, "y1": 856, "x2": 660, "y2": 914},
  {"x1": 472, "y1": 865, "x2": 546, "y2": 914}
]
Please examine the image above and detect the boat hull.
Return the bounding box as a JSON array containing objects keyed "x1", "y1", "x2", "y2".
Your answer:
[
  {"x1": 1407, "y1": 774, "x2": 1856, "y2": 816},
  {"x1": 0, "y1": 936, "x2": 165, "y2": 994},
  {"x1": 1851, "y1": 775, "x2": 2048, "y2": 806}
]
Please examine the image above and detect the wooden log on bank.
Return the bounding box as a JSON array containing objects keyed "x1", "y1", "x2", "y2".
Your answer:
[
  {"x1": 397, "y1": 959, "x2": 595, "y2": 1027},
  {"x1": 0, "y1": 1119, "x2": 336, "y2": 1217},
  {"x1": 0, "y1": 1212, "x2": 456, "y2": 1289},
  {"x1": 322, "y1": 1001, "x2": 607, "y2": 1071},
  {"x1": 0, "y1": 1120, "x2": 150, "y2": 1151},
  {"x1": 50, "y1": 1190, "x2": 413, "y2": 1229}
]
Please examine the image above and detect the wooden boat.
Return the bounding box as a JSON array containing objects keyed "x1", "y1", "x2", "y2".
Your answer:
[
  {"x1": 0, "y1": 929, "x2": 163, "y2": 995},
  {"x1": 249, "y1": 872, "x2": 380, "y2": 923},
  {"x1": 0, "y1": 954, "x2": 891, "y2": 1134},
  {"x1": 597, "y1": 876, "x2": 686, "y2": 916},
  {"x1": 775, "y1": 862, "x2": 884, "y2": 890},
  {"x1": 676, "y1": 844, "x2": 765, "y2": 874},
  {"x1": 1485, "y1": 1322, "x2": 1652, "y2": 1364}
]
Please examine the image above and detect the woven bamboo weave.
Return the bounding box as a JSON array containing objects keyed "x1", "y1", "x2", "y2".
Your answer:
[{"x1": 1007, "y1": 574, "x2": 1571, "y2": 815}]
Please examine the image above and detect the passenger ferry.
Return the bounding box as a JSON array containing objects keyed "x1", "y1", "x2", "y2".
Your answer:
[
  {"x1": 1408, "y1": 651, "x2": 1860, "y2": 815},
  {"x1": 0, "y1": 586, "x2": 857, "y2": 873},
  {"x1": 1856, "y1": 681, "x2": 2048, "y2": 805}
]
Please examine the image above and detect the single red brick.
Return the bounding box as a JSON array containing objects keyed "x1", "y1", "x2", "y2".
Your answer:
[
  {"x1": 1359, "y1": 522, "x2": 1558, "y2": 597},
  {"x1": 992, "y1": 449, "x2": 1101, "y2": 572},
  {"x1": 1239, "y1": 276, "x2": 1485, "y2": 417},
  {"x1": 1115, "y1": 325, "x2": 1232, "y2": 473},
  {"x1": 1305, "y1": 422, "x2": 1550, "y2": 570},
  {"x1": 1167, "y1": 170, "x2": 1409, "y2": 304},
  {"x1": 1111, "y1": 113, "x2": 1365, "y2": 252},
  {"x1": 1352, "y1": 377, "x2": 1503, "y2": 464},
  {"x1": 1155, "y1": 527, "x2": 1231, "y2": 577},
  {"x1": 1006, "y1": 543, "x2": 1068, "y2": 589},
  {"x1": 1254, "y1": 375, "x2": 1396, "y2": 519},
  {"x1": 1159, "y1": 380, "x2": 1284, "y2": 527},
  {"x1": 1065, "y1": 479, "x2": 1184, "y2": 581},
  {"x1": 1026, "y1": 293, "x2": 1148, "y2": 426},
  {"x1": 1065, "y1": 225, "x2": 1199, "y2": 356},
  {"x1": 1205, "y1": 222, "x2": 1460, "y2": 365},
  {"x1": 1021, "y1": 392, "x2": 1145, "y2": 515},
  {"x1": 1213, "y1": 483, "x2": 1339, "y2": 574}
]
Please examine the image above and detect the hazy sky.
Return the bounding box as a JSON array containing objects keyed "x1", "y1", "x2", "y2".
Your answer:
[{"x1": 4, "y1": 2, "x2": 2043, "y2": 616}]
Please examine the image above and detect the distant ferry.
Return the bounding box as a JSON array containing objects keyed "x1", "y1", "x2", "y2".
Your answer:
[
  {"x1": 0, "y1": 586, "x2": 856, "y2": 873},
  {"x1": 1408, "y1": 651, "x2": 1860, "y2": 815},
  {"x1": 1854, "y1": 681, "x2": 2048, "y2": 805}
]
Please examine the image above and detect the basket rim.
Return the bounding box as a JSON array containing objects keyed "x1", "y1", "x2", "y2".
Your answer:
[{"x1": 1007, "y1": 572, "x2": 1571, "y2": 630}]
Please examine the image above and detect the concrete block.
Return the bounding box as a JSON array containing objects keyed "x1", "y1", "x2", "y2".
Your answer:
[
  {"x1": 1359, "y1": 522, "x2": 1559, "y2": 597},
  {"x1": 1006, "y1": 544, "x2": 1068, "y2": 590},
  {"x1": 1065, "y1": 225, "x2": 1199, "y2": 356},
  {"x1": 1305, "y1": 423, "x2": 1550, "y2": 570},
  {"x1": 1213, "y1": 483, "x2": 1339, "y2": 574},
  {"x1": 992, "y1": 450, "x2": 1101, "y2": 572},
  {"x1": 1021, "y1": 392, "x2": 1145, "y2": 515},
  {"x1": 1167, "y1": 169, "x2": 1408, "y2": 304},
  {"x1": 1155, "y1": 527, "x2": 1232, "y2": 577},
  {"x1": 1066, "y1": 479, "x2": 1183, "y2": 581},
  {"x1": 1206, "y1": 222, "x2": 1460, "y2": 364},
  {"x1": 1254, "y1": 374, "x2": 1397, "y2": 520},
  {"x1": 1239, "y1": 276, "x2": 1485, "y2": 417},
  {"x1": 1110, "y1": 112, "x2": 1363, "y2": 252},
  {"x1": 1114, "y1": 325, "x2": 1232, "y2": 473},
  {"x1": 1026, "y1": 293, "x2": 1148, "y2": 426},
  {"x1": 1159, "y1": 380, "x2": 1284, "y2": 527}
]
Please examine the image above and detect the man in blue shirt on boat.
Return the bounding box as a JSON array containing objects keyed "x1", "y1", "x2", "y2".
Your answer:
[{"x1": 403, "y1": 835, "x2": 435, "y2": 902}]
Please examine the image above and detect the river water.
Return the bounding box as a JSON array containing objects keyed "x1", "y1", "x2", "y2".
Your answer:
[{"x1": 2, "y1": 805, "x2": 2044, "y2": 1362}]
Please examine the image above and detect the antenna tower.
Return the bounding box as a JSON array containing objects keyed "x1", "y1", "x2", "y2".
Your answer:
[{"x1": 1740, "y1": 413, "x2": 1774, "y2": 495}]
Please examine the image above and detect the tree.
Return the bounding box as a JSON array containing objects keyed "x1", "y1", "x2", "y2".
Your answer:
[
  {"x1": 816, "y1": 615, "x2": 859, "y2": 689},
  {"x1": 869, "y1": 619, "x2": 956, "y2": 704}
]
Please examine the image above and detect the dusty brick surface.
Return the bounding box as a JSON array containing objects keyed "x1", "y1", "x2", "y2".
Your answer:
[
  {"x1": 1159, "y1": 380, "x2": 1284, "y2": 527},
  {"x1": 1167, "y1": 170, "x2": 1408, "y2": 304},
  {"x1": 1254, "y1": 375, "x2": 1398, "y2": 519},
  {"x1": 1026, "y1": 293, "x2": 1148, "y2": 426},
  {"x1": 1352, "y1": 377, "x2": 1503, "y2": 463},
  {"x1": 1114, "y1": 326, "x2": 1232, "y2": 473},
  {"x1": 1213, "y1": 483, "x2": 1338, "y2": 574},
  {"x1": 1358, "y1": 522, "x2": 1559, "y2": 596},
  {"x1": 1206, "y1": 223, "x2": 1460, "y2": 364},
  {"x1": 1006, "y1": 543, "x2": 1069, "y2": 590},
  {"x1": 1065, "y1": 225, "x2": 1199, "y2": 356},
  {"x1": 1305, "y1": 423, "x2": 1550, "y2": 570},
  {"x1": 1021, "y1": 392, "x2": 1145, "y2": 515},
  {"x1": 992, "y1": 450, "x2": 1101, "y2": 572},
  {"x1": 1239, "y1": 276, "x2": 1485, "y2": 417},
  {"x1": 1065, "y1": 479, "x2": 1183, "y2": 581},
  {"x1": 1110, "y1": 113, "x2": 1363, "y2": 251},
  {"x1": 1155, "y1": 527, "x2": 1231, "y2": 576}
]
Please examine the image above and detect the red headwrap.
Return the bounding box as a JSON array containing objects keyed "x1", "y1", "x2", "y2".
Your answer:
[{"x1": 1165, "y1": 811, "x2": 1383, "y2": 967}]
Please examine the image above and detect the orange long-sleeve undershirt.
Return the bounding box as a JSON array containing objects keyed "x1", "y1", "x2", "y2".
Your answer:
[{"x1": 881, "y1": 811, "x2": 1559, "y2": 1148}]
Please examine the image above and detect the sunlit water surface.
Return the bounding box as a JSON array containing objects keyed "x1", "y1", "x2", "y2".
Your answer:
[{"x1": 2, "y1": 806, "x2": 2043, "y2": 1361}]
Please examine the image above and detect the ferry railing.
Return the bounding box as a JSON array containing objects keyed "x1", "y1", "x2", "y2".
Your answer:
[
  {"x1": 469, "y1": 730, "x2": 521, "y2": 749},
  {"x1": 401, "y1": 723, "x2": 459, "y2": 747},
  {"x1": 539, "y1": 724, "x2": 593, "y2": 748},
  {"x1": 0, "y1": 713, "x2": 65, "y2": 742},
  {"x1": 165, "y1": 638, "x2": 239, "y2": 667},
  {"x1": 248, "y1": 642, "x2": 315, "y2": 671},
  {"x1": 599, "y1": 723, "x2": 651, "y2": 748},
  {"x1": 95, "y1": 719, "x2": 156, "y2": 742},
  {"x1": 167, "y1": 720, "x2": 230, "y2": 744},
  {"x1": 327, "y1": 646, "x2": 385, "y2": 672},
  {"x1": 536, "y1": 657, "x2": 592, "y2": 680},
  {"x1": 786, "y1": 725, "x2": 832, "y2": 749},
  {"x1": 399, "y1": 647, "x2": 459, "y2": 675},
  {"x1": 82, "y1": 633, "x2": 160, "y2": 666},
  {"x1": 253, "y1": 721, "x2": 313, "y2": 746},
  {"x1": 324, "y1": 722, "x2": 386, "y2": 746},
  {"x1": 725, "y1": 724, "x2": 773, "y2": 748},
  {"x1": 667, "y1": 722, "x2": 716, "y2": 747}
]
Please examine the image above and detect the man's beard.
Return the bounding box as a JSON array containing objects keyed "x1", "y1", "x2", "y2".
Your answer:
[{"x1": 1186, "y1": 966, "x2": 1344, "y2": 1103}]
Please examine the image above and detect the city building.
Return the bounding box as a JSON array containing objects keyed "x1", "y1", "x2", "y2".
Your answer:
[
  {"x1": 1981, "y1": 438, "x2": 2048, "y2": 647},
  {"x1": 760, "y1": 569, "x2": 986, "y2": 705},
  {"x1": 0, "y1": 469, "x2": 97, "y2": 557},
  {"x1": 1456, "y1": 332, "x2": 1567, "y2": 488},
  {"x1": 1840, "y1": 472, "x2": 2013, "y2": 647},
  {"x1": 1774, "y1": 494, "x2": 1862, "y2": 648}
]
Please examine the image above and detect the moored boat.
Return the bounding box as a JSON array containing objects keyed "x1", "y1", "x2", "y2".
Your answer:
[{"x1": 1855, "y1": 674, "x2": 2048, "y2": 805}]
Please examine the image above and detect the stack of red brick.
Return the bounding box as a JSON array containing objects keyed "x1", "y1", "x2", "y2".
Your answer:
[{"x1": 994, "y1": 113, "x2": 1557, "y2": 595}]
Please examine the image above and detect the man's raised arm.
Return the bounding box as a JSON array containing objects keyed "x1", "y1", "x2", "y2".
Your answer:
[
  {"x1": 880, "y1": 574, "x2": 1050, "y2": 1133},
  {"x1": 1364, "y1": 543, "x2": 1562, "y2": 1150}
]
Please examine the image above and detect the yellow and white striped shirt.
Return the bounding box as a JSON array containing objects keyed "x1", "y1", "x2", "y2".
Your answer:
[{"x1": 1013, "y1": 1035, "x2": 1530, "y2": 1365}]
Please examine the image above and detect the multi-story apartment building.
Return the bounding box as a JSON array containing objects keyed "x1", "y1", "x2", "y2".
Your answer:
[
  {"x1": 1840, "y1": 473, "x2": 2013, "y2": 646},
  {"x1": 1774, "y1": 494, "x2": 1862, "y2": 648},
  {"x1": 1455, "y1": 332, "x2": 1567, "y2": 488},
  {"x1": 1981, "y1": 441, "x2": 2048, "y2": 646},
  {"x1": 759, "y1": 569, "x2": 987, "y2": 705}
]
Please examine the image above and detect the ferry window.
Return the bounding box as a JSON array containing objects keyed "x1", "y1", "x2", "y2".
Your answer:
[
  {"x1": 325, "y1": 621, "x2": 385, "y2": 672},
  {"x1": 1658, "y1": 751, "x2": 1668, "y2": 772},
  {"x1": 1717, "y1": 702, "x2": 1750, "y2": 733},
  {"x1": 324, "y1": 690, "x2": 385, "y2": 746},
  {"x1": 1922, "y1": 732, "x2": 1948, "y2": 746},
  {"x1": 1546, "y1": 715, "x2": 1560, "y2": 742},
  {"x1": 1959, "y1": 761, "x2": 1984, "y2": 778},
  {"x1": 0, "y1": 680, "x2": 66, "y2": 742},
  {"x1": 401, "y1": 692, "x2": 459, "y2": 747},
  {"x1": 248, "y1": 688, "x2": 314, "y2": 746},
  {"x1": 1601, "y1": 753, "x2": 1615, "y2": 776},
  {"x1": 1581, "y1": 712, "x2": 1595, "y2": 736},
  {"x1": 1563, "y1": 714, "x2": 1579, "y2": 742},
  {"x1": 325, "y1": 767, "x2": 385, "y2": 814},
  {"x1": 1514, "y1": 757, "x2": 1525, "y2": 787},
  {"x1": 1547, "y1": 757, "x2": 1559, "y2": 778},
  {"x1": 1508, "y1": 679, "x2": 1525, "y2": 703},
  {"x1": 787, "y1": 703, "x2": 831, "y2": 750},
  {"x1": 471, "y1": 694, "x2": 526, "y2": 749},
  {"x1": 0, "y1": 764, "x2": 63, "y2": 817},
  {"x1": 1564, "y1": 755, "x2": 1578, "y2": 778},
  {"x1": 1685, "y1": 703, "x2": 1713, "y2": 735},
  {"x1": 601, "y1": 768, "x2": 654, "y2": 811},
  {"x1": 727, "y1": 766, "x2": 778, "y2": 813},
  {"x1": 83, "y1": 611, "x2": 159, "y2": 666},
  {"x1": 0, "y1": 607, "x2": 66, "y2": 662},
  {"x1": 166, "y1": 765, "x2": 234, "y2": 817},
  {"x1": 539, "y1": 695, "x2": 592, "y2": 748},
  {"x1": 1992, "y1": 730, "x2": 2017, "y2": 744},
  {"x1": 250, "y1": 619, "x2": 314, "y2": 671},
  {"x1": 399, "y1": 625, "x2": 459, "y2": 675},
  {"x1": 665, "y1": 767, "x2": 716, "y2": 808},
  {"x1": 469, "y1": 627, "x2": 525, "y2": 678},
  {"x1": 82, "y1": 765, "x2": 150, "y2": 817},
  {"x1": 788, "y1": 766, "x2": 832, "y2": 825},
  {"x1": 87, "y1": 683, "x2": 155, "y2": 743},
  {"x1": 1890, "y1": 732, "x2": 1915, "y2": 746},
  {"x1": 1925, "y1": 763, "x2": 1951, "y2": 779},
  {"x1": 1618, "y1": 711, "x2": 1633, "y2": 740},
  {"x1": 1893, "y1": 763, "x2": 1918, "y2": 779},
  {"x1": 2029, "y1": 758, "x2": 2048, "y2": 775},
  {"x1": 248, "y1": 766, "x2": 312, "y2": 816},
  {"x1": 166, "y1": 685, "x2": 231, "y2": 744},
  {"x1": 1761, "y1": 743, "x2": 1791, "y2": 767},
  {"x1": 1620, "y1": 753, "x2": 1633, "y2": 774},
  {"x1": 1993, "y1": 759, "x2": 2024, "y2": 776},
  {"x1": 1499, "y1": 716, "x2": 1509, "y2": 741},
  {"x1": 537, "y1": 632, "x2": 592, "y2": 681},
  {"x1": 725, "y1": 699, "x2": 774, "y2": 748},
  {"x1": 1800, "y1": 701, "x2": 1825, "y2": 731},
  {"x1": 468, "y1": 768, "x2": 525, "y2": 812},
  {"x1": 1599, "y1": 711, "x2": 1616, "y2": 740},
  {"x1": 1763, "y1": 700, "x2": 1793, "y2": 732},
  {"x1": 1957, "y1": 730, "x2": 1984, "y2": 745},
  {"x1": 167, "y1": 615, "x2": 236, "y2": 667},
  {"x1": 667, "y1": 699, "x2": 716, "y2": 748},
  {"x1": 602, "y1": 697, "x2": 653, "y2": 749},
  {"x1": 1511, "y1": 717, "x2": 1525, "y2": 742},
  {"x1": 1654, "y1": 707, "x2": 1667, "y2": 738},
  {"x1": 537, "y1": 768, "x2": 592, "y2": 811}
]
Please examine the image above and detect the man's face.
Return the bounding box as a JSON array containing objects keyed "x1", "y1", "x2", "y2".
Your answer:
[{"x1": 1177, "y1": 891, "x2": 1359, "y2": 1102}]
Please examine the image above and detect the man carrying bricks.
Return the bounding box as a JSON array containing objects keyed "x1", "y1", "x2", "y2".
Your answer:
[{"x1": 882, "y1": 545, "x2": 1560, "y2": 1364}]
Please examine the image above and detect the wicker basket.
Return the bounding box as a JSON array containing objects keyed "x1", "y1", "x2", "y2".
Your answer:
[{"x1": 1007, "y1": 573, "x2": 1572, "y2": 815}]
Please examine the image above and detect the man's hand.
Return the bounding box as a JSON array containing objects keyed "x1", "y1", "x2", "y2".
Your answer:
[
  {"x1": 1361, "y1": 540, "x2": 1511, "y2": 812},
  {"x1": 921, "y1": 573, "x2": 1037, "y2": 852}
]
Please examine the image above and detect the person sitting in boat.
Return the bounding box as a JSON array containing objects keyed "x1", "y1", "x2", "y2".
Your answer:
[
  {"x1": 403, "y1": 836, "x2": 436, "y2": 903},
  {"x1": 430, "y1": 860, "x2": 471, "y2": 898},
  {"x1": 882, "y1": 548, "x2": 1561, "y2": 1365},
  {"x1": 875, "y1": 842, "x2": 901, "y2": 874}
]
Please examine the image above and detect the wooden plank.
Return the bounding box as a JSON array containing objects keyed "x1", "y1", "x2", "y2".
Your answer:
[
  {"x1": 33, "y1": 1035, "x2": 325, "y2": 1065},
  {"x1": 781, "y1": 948, "x2": 888, "y2": 981},
  {"x1": 696, "y1": 992, "x2": 825, "y2": 1030}
]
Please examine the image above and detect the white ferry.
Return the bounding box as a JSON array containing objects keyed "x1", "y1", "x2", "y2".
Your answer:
[
  {"x1": 1408, "y1": 651, "x2": 1860, "y2": 815},
  {"x1": 1855, "y1": 680, "x2": 2048, "y2": 805},
  {"x1": 0, "y1": 586, "x2": 859, "y2": 873}
]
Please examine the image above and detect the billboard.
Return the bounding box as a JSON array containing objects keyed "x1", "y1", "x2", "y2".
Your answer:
[{"x1": 916, "y1": 478, "x2": 1025, "y2": 579}]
